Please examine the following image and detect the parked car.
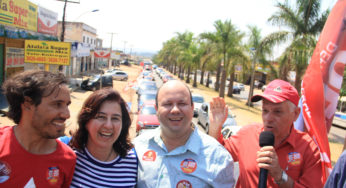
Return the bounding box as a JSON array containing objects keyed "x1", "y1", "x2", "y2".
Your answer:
[
  {"x1": 137, "y1": 84, "x2": 158, "y2": 97},
  {"x1": 108, "y1": 71, "x2": 128, "y2": 81},
  {"x1": 136, "y1": 102, "x2": 160, "y2": 133},
  {"x1": 205, "y1": 79, "x2": 212, "y2": 84},
  {"x1": 232, "y1": 85, "x2": 241, "y2": 94},
  {"x1": 192, "y1": 93, "x2": 205, "y2": 117},
  {"x1": 81, "y1": 74, "x2": 113, "y2": 91},
  {"x1": 197, "y1": 102, "x2": 238, "y2": 133},
  {"x1": 137, "y1": 90, "x2": 157, "y2": 111},
  {"x1": 262, "y1": 85, "x2": 267, "y2": 92},
  {"x1": 236, "y1": 83, "x2": 245, "y2": 91},
  {"x1": 162, "y1": 75, "x2": 174, "y2": 83}
]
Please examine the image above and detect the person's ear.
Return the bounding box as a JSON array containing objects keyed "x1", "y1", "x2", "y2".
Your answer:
[
  {"x1": 293, "y1": 107, "x2": 301, "y2": 121},
  {"x1": 23, "y1": 96, "x2": 33, "y2": 110}
]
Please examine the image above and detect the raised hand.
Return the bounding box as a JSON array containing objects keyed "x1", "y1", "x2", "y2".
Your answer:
[{"x1": 209, "y1": 97, "x2": 228, "y2": 139}]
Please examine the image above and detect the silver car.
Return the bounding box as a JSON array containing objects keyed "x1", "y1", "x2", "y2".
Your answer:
[
  {"x1": 109, "y1": 71, "x2": 128, "y2": 81},
  {"x1": 192, "y1": 94, "x2": 205, "y2": 117},
  {"x1": 197, "y1": 102, "x2": 238, "y2": 134}
]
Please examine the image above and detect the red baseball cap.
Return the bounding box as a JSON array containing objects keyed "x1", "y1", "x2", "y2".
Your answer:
[{"x1": 251, "y1": 79, "x2": 299, "y2": 106}]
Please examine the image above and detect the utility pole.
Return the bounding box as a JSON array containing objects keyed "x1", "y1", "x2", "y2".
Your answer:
[
  {"x1": 108, "y1": 32, "x2": 117, "y2": 69},
  {"x1": 123, "y1": 41, "x2": 127, "y2": 54},
  {"x1": 58, "y1": 0, "x2": 79, "y2": 72}
]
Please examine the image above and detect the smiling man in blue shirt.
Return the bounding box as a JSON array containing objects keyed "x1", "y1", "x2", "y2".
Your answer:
[{"x1": 134, "y1": 80, "x2": 235, "y2": 188}]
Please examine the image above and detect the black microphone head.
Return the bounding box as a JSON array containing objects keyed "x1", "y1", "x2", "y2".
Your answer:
[{"x1": 259, "y1": 131, "x2": 275, "y2": 147}]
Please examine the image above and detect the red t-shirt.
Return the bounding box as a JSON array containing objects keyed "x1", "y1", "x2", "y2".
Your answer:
[
  {"x1": 0, "y1": 126, "x2": 76, "y2": 187},
  {"x1": 223, "y1": 123, "x2": 323, "y2": 188}
]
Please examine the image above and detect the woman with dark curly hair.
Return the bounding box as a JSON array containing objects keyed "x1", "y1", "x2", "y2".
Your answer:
[{"x1": 69, "y1": 88, "x2": 137, "y2": 187}]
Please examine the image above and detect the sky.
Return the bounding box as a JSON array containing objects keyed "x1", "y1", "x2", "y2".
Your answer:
[{"x1": 30, "y1": 0, "x2": 337, "y2": 55}]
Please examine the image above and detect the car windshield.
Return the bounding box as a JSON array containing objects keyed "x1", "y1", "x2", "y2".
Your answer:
[
  {"x1": 90, "y1": 75, "x2": 100, "y2": 82},
  {"x1": 192, "y1": 96, "x2": 204, "y2": 103},
  {"x1": 140, "y1": 84, "x2": 157, "y2": 90},
  {"x1": 141, "y1": 106, "x2": 156, "y2": 115},
  {"x1": 140, "y1": 94, "x2": 156, "y2": 101}
]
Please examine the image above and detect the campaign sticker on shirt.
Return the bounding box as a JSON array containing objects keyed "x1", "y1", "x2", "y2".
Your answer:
[
  {"x1": 287, "y1": 152, "x2": 301, "y2": 166},
  {"x1": 142, "y1": 150, "x2": 156, "y2": 161},
  {"x1": 46, "y1": 166, "x2": 60, "y2": 185},
  {"x1": 176, "y1": 180, "x2": 192, "y2": 188},
  {"x1": 0, "y1": 160, "x2": 11, "y2": 183},
  {"x1": 180, "y1": 158, "x2": 197, "y2": 173}
]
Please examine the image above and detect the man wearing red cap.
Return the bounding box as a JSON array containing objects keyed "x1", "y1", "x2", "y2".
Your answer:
[{"x1": 209, "y1": 79, "x2": 323, "y2": 187}]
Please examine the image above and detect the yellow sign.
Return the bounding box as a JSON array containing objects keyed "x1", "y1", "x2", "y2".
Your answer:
[
  {"x1": 24, "y1": 40, "x2": 71, "y2": 65},
  {"x1": 0, "y1": 0, "x2": 37, "y2": 31}
]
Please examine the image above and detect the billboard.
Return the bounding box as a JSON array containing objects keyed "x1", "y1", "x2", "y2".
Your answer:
[
  {"x1": 0, "y1": 0, "x2": 37, "y2": 31},
  {"x1": 24, "y1": 40, "x2": 71, "y2": 65},
  {"x1": 37, "y1": 6, "x2": 58, "y2": 35}
]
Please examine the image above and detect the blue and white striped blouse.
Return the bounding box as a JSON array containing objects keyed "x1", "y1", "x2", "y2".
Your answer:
[{"x1": 70, "y1": 147, "x2": 138, "y2": 188}]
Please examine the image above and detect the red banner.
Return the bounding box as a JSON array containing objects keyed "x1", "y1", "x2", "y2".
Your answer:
[
  {"x1": 300, "y1": 0, "x2": 346, "y2": 183},
  {"x1": 94, "y1": 50, "x2": 110, "y2": 58}
]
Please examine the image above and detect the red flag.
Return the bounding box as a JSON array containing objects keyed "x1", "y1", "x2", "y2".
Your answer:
[{"x1": 300, "y1": 0, "x2": 346, "y2": 183}]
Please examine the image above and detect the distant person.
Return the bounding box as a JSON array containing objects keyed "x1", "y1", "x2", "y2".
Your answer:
[
  {"x1": 324, "y1": 150, "x2": 346, "y2": 188},
  {"x1": 209, "y1": 79, "x2": 323, "y2": 187},
  {"x1": 69, "y1": 88, "x2": 137, "y2": 187},
  {"x1": 0, "y1": 70, "x2": 76, "y2": 187},
  {"x1": 134, "y1": 80, "x2": 234, "y2": 187}
]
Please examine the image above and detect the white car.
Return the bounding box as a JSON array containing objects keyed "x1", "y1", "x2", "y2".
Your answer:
[
  {"x1": 236, "y1": 83, "x2": 245, "y2": 91},
  {"x1": 192, "y1": 94, "x2": 205, "y2": 117},
  {"x1": 197, "y1": 102, "x2": 238, "y2": 134}
]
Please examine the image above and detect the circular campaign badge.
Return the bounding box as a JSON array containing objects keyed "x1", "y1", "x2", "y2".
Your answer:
[
  {"x1": 142, "y1": 150, "x2": 157, "y2": 162},
  {"x1": 176, "y1": 180, "x2": 192, "y2": 188},
  {"x1": 180, "y1": 158, "x2": 197, "y2": 173}
]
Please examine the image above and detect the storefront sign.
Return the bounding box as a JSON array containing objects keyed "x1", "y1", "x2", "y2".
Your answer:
[
  {"x1": 37, "y1": 6, "x2": 57, "y2": 35},
  {"x1": 94, "y1": 49, "x2": 110, "y2": 58},
  {"x1": 0, "y1": 0, "x2": 37, "y2": 31},
  {"x1": 111, "y1": 51, "x2": 120, "y2": 60},
  {"x1": 5, "y1": 47, "x2": 24, "y2": 68},
  {"x1": 71, "y1": 42, "x2": 90, "y2": 57},
  {"x1": 24, "y1": 40, "x2": 71, "y2": 65}
]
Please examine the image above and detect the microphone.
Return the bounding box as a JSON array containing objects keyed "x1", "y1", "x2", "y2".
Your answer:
[{"x1": 258, "y1": 131, "x2": 275, "y2": 188}]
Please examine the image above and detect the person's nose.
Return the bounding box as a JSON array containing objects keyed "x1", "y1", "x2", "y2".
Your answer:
[
  {"x1": 61, "y1": 106, "x2": 70, "y2": 119},
  {"x1": 103, "y1": 117, "x2": 113, "y2": 128},
  {"x1": 263, "y1": 112, "x2": 274, "y2": 123},
  {"x1": 170, "y1": 104, "x2": 181, "y2": 114}
]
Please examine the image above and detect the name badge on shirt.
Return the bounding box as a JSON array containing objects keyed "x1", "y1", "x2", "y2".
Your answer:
[
  {"x1": 142, "y1": 150, "x2": 157, "y2": 162},
  {"x1": 176, "y1": 180, "x2": 192, "y2": 188},
  {"x1": 287, "y1": 152, "x2": 301, "y2": 166},
  {"x1": 180, "y1": 158, "x2": 197, "y2": 174},
  {"x1": 46, "y1": 166, "x2": 60, "y2": 185}
]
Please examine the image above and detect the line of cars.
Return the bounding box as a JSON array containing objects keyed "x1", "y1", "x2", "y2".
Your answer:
[
  {"x1": 80, "y1": 69, "x2": 129, "y2": 91},
  {"x1": 135, "y1": 66, "x2": 159, "y2": 134},
  {"x1": 136, "y1": 65, "x2": 240, "y2": 138}
]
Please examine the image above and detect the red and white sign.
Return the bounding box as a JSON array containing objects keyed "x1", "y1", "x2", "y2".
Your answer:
[
  {"x1": 296, "y1": 0, "x2": 346, "y2": 183},
  {"x1": 37, "y1": 6, "x2": 58, "y2": 36},
  {"x1": 94, "y1": 50, "x2": 110, "y2": 58}
]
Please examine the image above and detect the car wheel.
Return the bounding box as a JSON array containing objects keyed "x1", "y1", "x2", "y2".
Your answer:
[
  {"x1": 197, "y1": 118, "x2": 201, "y2": 125},
  {"x1": 205, "y1": 123, "x2": 209, "y2": 134}
]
